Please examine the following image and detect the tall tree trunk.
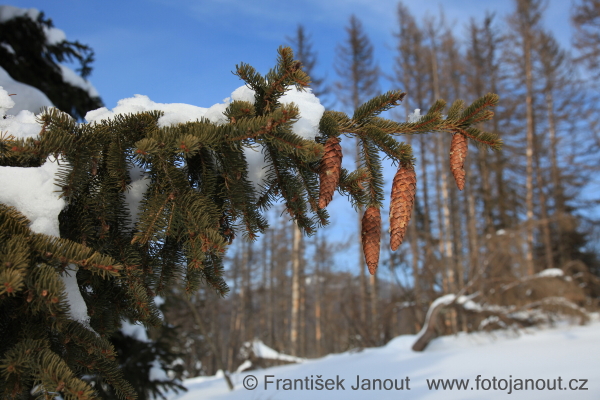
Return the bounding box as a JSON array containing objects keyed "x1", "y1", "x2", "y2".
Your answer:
[
  {"x1": 242, "y1": 240, "x2": 253, "y2": 340},
  {"x1": 465, "y1": 161, "x2": 480, "y2": 285},
  {"x1": 334, "y1": 14, "x2": 380, "y2": 345},
  {"x1": 443, "y1": 30, "x2": 465, "y2": 332},
  {"x1": 369, "y1": 273, "x2": 378, "y2": 344},
  {"x1": 183, "y1": 294, "x2": 234, "y2": 391},
  {"x1": 410, "y1": 137, "x2": 424, "y2": 330},
  {"x1": 290, "y1": 224, "x2": 303, "y2": 355},
  {"x1": 419, "y1": 136, "x2": 434, "y2": 304},
  {"x1": 533, "y1": 134, "x2": 554, "y2": 270},
  {"x1": 268, "y1": 227, "x2": 276, "y2": 347},
  {"x1": 300, "y1": 232, "x2": 307, "y2": 356},
  {"x1": 522, "y1": 3, "x2": 537, "y2": 276},
  {"x1": 314, "y1": 235, "x2": 323, "y2": 356},
  {"x1": 227, "y1": 250, "x2": 241, "y2": 372},
  {"x1": 261, "y1": 231, "x2": 268, "y2": 341},
  {"x1": 545, "y1": 90, "x2": 566, "y2": 266},
  {"x1": 394, "y1": 4, "x2": 432, "y2": 328},
  {"x1": 429, "y1": 22, "x2": 457, "y2": 332}
]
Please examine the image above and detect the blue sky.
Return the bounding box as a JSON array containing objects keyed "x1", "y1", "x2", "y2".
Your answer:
[
  {"x1": 7, "y1": 0, "x2": 573, "y2": 111},
  {"x1": 5, "y1": 0, "x2": 578, "y2": 271}
]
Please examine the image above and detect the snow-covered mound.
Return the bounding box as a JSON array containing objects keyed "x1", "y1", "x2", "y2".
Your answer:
[
  {"x1": 166, "y1": 318, "x2": 600, "y2": 400},
  {"x1": 0, "y1": 66, "x2": 53, "y2": 115}
]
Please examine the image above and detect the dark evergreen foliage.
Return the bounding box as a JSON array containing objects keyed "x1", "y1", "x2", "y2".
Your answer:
[
  {"x1": 84, "y1": 320, "x2": 186, "y2": 400},
  {"x1": 0, "y1": 11, "x2": 103, "y2": 119}
]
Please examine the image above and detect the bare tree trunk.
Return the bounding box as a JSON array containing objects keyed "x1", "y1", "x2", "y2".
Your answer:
[
  {"x1": 438, "y1": 138, "x2": 458, "y2": 333},
  {"x1": 444, "y1": 30, "x2": 467, "y2": 332},
  {"x1": 242, "y1": 240, "x2": 253, "y2": 340},
  {"x1": 226, "y1": 250, "x2": 241, "y2": 372},
  {"x1": 429, "y1": 26, "x2": 446, "y2": 266},
  {"x1": 410, "y1": 136, "x2": 424, "y2": 329},
  {"x1": 273, "y1": 215, "x2": 289, "y2": 352},
  {"x1": 434, "y1": 142, "x2": 446, "y2": 288},
  {"x1": 394, "y1": 4, "x2": 433, "y2": 330},
  {"x1": 268, "y1": 227, "x2": 277, "y2": 347},
  {"x1": 315, "y1": 298, "x2": 322, "y2": 355},
  {"x1": 533, "y1": 134, "x2": 554, "y2": 270},
  {"x1": 465, "y1": 162, "x2": 480, "y2": 285},
  {"x1": 369, "y1": 273, "x2": 378, "y2": 344},
  {"x1": 545, "y1": 90, "x2": 566, "y2": 266},
  {"x1": 314, "y1": 236, "x2": 323, "y2": 356},
  {"x1": 261, "y1": 231, "x2": 268, "y2": 341},
  {"x1": 334, "y1": 15, "x2": 380, "y2": 346},
  {"x1": 183, "y1": 294, "x2": 234, "y2": 391},
  {"x1": 428, "y1": 22, "x2": 457, "y2": 333},
  {"x1": 290, "y1": 224, "x2": 303, "y2": 356},
  {"x1": 300, "y1": 248, "x2": 307, "y2": 356},
  {"x1": 404, "y1": 113, "x2": 424, "y2": 333},
  {"x1": 523, "y1": 10, "x2": 536, "y2": 277},
  {"x1": 419, "y1": 137, "x2": 434, "y2": 304}
]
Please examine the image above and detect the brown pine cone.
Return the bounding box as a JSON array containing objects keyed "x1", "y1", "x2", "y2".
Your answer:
[
  {"x1": 362, "y1": 206, "x2": 381, "y2": 275},
  {"x1": 389, "y1": 164, "x2": 416, "y2": 251},
  {"x1": 318, "y1": 137, "x2": 342, "y2": 209},
  {"x1": 450, "y1": 133, "x2": 468, "y2": 190}
]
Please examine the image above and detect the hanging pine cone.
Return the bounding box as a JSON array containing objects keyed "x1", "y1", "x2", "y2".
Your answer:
[
  {"x1": 389, "y1": 164, "x2": 416, "y2": 251},
  {"x1": 318, "y1": 136, "x2": 342, "y2": 209},
  {"x1": 450, "y1": 133, "x2": 468, "y2": 190},
  {"x1": 361, "y1": 206, "x2": 381, "y2": 275}
]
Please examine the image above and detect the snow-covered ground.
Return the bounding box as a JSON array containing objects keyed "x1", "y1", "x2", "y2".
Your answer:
[
  {"x1": 166, "y1": 317, "x2": 600, "y2": 400},
  {"x1": 1, "y1": 13, "x2": 597, "y2": 398},
  {"x1": 3, "y1": 72, "x2": 599, "y2": 400}
]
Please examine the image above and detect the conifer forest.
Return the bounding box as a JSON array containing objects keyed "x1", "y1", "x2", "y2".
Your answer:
[{"x1": 1, "y1": 0, "x2": 600, "y2": 399}]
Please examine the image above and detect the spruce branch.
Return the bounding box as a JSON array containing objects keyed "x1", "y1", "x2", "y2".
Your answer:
[
  {"x1": 451, "y1": 126, "x2": 502, "y2": 151},
  {"x1": 456, "y1": 92, "x2": 499, "y2": 125},
  {"x1": 264, "y1": 46, "x2": 310, "y2": 104},
  {"x1": 446, "y1": 99, "x2": 466, "y2": 120},
  {"x1": 0, "y1": 46, "x2": 504, "y2": 394},
  {"x1": 225, "y1": 106, "x2": 300, "y2": 142},
  {"x1": 317, "y1": 111, "x2": 342, "y2": 140},
  {"x1": 352, "y1": 90, "x2": 406, "y2": 123},
  {"x1": 337, "y1": 167, "x2": 371, "y2": 210},
  {"x1": 358, "y1": 136, "x2": 385, "y2": 208},
  {"x1": 233, "y1": 63, "x2": 266, "y2": 95}
]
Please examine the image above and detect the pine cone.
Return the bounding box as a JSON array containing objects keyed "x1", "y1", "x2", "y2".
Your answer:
[
  {"x1": 361, "y1": 206, "x2": 381, "y2": 275},
  {"x1": 389, "y1": 165, "x2": 416, "y2": 251},
  {"x1": 450, "y1": 133, "x2": 468, "y2": 190},
  {"x1": 318, "y1": 137, "x2": 342, "y2": 209}
]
